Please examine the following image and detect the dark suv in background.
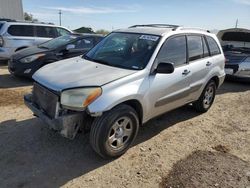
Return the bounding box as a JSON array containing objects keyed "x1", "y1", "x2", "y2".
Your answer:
[{"x1": 8, "y1": 34, "x2": 103, "y2": 78}]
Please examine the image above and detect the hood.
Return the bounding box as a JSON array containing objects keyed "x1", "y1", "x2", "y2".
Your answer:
[
  {"x1": 12, "y1": 46, "x2": 48, "y2": 60},
  {"x1": 33, "y1": 56, "x2": 137, "y2": 91}
]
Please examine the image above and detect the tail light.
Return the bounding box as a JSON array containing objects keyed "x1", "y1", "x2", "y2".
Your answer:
[{"x1": 0, "y1": 36, "x2": 3, "y2": 47}]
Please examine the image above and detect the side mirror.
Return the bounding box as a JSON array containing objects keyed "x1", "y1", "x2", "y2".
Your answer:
[
  {"x1": 156, "y1": 62, "x2": 174, "y2": 74},
  {"x1": 66, "y1": 44, "x2": 75, "y2": 51}
]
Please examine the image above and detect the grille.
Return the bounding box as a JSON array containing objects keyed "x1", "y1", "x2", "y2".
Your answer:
[{"x1": 33, "y1": 83, "x2": 59, "y2": 118}]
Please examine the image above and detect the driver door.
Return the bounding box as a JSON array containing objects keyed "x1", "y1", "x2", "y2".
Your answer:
[{"x1": 147, "y1": 35, "x2": 192, "y2": 118}]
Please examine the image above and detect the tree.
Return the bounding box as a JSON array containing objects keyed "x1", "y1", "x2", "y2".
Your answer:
[
  {"x1": 74, "y1": 27, "x2": 94, "y2": 34},
  {"x1": 95, "y1": 29, "x2": 110, "y2": 35},
  {"x1": 24, "y1": 12, "x2": 38, "y2": 22}
]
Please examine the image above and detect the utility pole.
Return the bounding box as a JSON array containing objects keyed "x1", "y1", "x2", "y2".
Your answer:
[
  {"x1": 235, "y1": 18, "x2": 238, "y2": 28},
  {"x1": 59, "y1": 10, "x2": 62, "y2": 26}
]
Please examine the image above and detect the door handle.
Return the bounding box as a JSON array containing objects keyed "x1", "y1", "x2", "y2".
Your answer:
[
  {"x1": 206, "y1": 61, "x2": 212, "y2": 66},
  {"x1": 182, "y1": 69, "x2": 191, "y2": 75}
]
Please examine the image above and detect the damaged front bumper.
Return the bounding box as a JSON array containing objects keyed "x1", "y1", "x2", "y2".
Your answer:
[{"x1": 24, "y1": 94, "x2": 86, "y2": 139}]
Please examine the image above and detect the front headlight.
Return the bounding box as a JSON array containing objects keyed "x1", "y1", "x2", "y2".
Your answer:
[
  {"x1": 61, "y1": 87, "x2": 102, "y2": 111},
  {"x1": 20, "y1": 53, "x2": 45, "y2": 63}
]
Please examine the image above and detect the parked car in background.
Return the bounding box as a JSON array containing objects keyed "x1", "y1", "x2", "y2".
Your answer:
[
  {"x1": 0, "y1": 19, "x2": 72, "y2": 61},
  {"x1": 217, "y1": 28, "x2": 250, "y2": 79},
  {"x1": 24, "y1": 24, "x2": 225, "y2": 158},
  {"x1": 8, "y1": 34, "x2": 103, "y2": 78}
]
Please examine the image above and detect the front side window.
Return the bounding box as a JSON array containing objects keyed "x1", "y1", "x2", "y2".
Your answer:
[
  {"x1": 156, "y1": 36, "x2": 187, "y2": 67},
  {"x1": 84, "y1": 32, "x2": 160, "y2": 70},
  {"x1": 8, "y1": 25, "x2": 34, "y2": 37},
  {"x1": 206, "y1": 36, "x2": 221, "y2": 56},
  {"x1": 187, "y1": 35, "x2": 203, "y2": 61},
  {"x1": 38, "y1": 35, "x2": 77, "y2": 49},
  {"x1": 36, "y1": 26, "x2": 57, "y2": 38},
  {"x1": 74, "y1": 37, "x2": 94, "y2": 49}
]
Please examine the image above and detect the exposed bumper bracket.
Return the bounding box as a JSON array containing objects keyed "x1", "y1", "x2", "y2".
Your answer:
[{"x1": 24, "y1": 94, "x2": 85, "y2": 139}]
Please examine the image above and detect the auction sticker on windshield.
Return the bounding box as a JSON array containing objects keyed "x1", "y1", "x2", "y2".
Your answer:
[{"x1": 139, "y1": 35, "x2": 159, "y2": 41}]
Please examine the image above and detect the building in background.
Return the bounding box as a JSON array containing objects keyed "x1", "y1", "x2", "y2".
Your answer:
[{"x1": 0, "y1": 0, "x2": 24, "y2": 20}]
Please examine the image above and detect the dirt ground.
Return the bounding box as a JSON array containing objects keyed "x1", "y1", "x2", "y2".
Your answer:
[{"x1": 0, "y1": 61, "x2": 250, "y2": 188}]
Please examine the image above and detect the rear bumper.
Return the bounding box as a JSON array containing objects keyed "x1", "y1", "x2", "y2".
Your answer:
[
  {"x1": 24, "y1": 94, "x2": 85, "y2": 139},
  {"x1": 225, "y1": 63, "x2": 250, "y2": 78}
]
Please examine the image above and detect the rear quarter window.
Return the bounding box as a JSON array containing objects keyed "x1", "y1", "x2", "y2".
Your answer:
[
  {"x1": 56, "y1": 27, "x2": 71, "y2": 36},
  {"x1": 206, "y1": 36, "x2": 221, "y2": 56},
  {"x1": 8, "y1": 25, "x2": 34, "y2": 37}
]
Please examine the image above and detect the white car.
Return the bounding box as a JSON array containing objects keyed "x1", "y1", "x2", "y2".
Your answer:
[
  {"x1": 25, "y1": 24, "x2": 225, "y2": 158},
  {"x1": 0, "y1": 20, "x2": 72, "y2": 61}
]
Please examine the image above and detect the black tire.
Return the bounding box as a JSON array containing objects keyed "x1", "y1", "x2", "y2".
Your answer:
[
  {"x1": 90, "y1": 104, "x2": 139, "y2": 159},
  {"x1": 193, "y1": 80, "x2": 216, "y2": 113}
]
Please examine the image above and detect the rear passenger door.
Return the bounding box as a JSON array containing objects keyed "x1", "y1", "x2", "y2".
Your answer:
[
  {"x1": 148, "y1": 35, "x2": 192, "y2": 118},
  {"x1": 34, "y1": 26, "x2": 57, "y2": 45},
  {"x1": 186, "y1": 35, "x2": 211, "y2": 101}
]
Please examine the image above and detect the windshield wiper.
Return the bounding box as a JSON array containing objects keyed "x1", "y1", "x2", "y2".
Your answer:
[
  {"x1": 83, "y1": 54, "x2": 94, "y2": 61},
  {"x1": 93, "y1": 59, "x2": 112, "y2": 66},
  {"x1": 38, "y1": 45, "x2": 49, "y2": 50}
]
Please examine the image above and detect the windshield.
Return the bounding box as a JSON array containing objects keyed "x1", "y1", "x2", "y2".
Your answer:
[
  {"x1": 222, "y1": 32, "x2": 250, "y2": 42},
  {"x1": 38, "y1": 35, "x2": 77, "y2": 49},
  {"x1": 84, "y1": 32, "x2": 160, "y2": 70}
]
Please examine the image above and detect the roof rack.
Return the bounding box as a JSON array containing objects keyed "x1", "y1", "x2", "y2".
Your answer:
[
  {"x1": 177, "y1": 27, "x2": 210, "y2": 33},
  {"x1": 0, "y1": 18, "x2": 16, "y2": 22},
  {"x1": 0, "y1": 18, "x2": 54, "y2": 25},
  {"x1": 129, "y1": 24, "x2": 179, "y2": 29}
]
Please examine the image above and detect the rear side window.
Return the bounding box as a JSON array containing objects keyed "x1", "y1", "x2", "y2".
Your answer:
[
  {"x1": 8, "y1": 25, "x2": 34, "y2": 37},
  {"x1": 56, "y1": 27, "x2": 71, "y2": 36},
  {"x1": 187, "y1": 35, "x2": 203, "y2": 61},
  {"x1": 157, "y1": 36, "x2": 187, "y2": 67},
  {"x1": 36, "y1": 26, "x2": 57, "y2": 38},
  {"x1": 206, "y1": 36, "x2": 221, "y2": 56}
]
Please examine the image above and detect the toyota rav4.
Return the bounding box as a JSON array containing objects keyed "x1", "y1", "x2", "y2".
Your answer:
[{"x1": 24, "y1": 24, "x2": 225, "y2": 158}]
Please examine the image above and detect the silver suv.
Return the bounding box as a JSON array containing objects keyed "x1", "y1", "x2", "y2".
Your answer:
[
  {"x1": 24, "y1": 24, "x2": 225, "y2": 158},
  {"x1": 0, "y1": 20, "x2": 72, "y2": 61}
]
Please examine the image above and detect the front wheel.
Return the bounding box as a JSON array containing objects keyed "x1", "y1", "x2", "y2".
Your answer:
[
  {"x1": 193, "y1": 80, "x2": 216, "y2": 113},
  {"x1": 90, "y1": 104, "x2": 139, "y2": 159}
]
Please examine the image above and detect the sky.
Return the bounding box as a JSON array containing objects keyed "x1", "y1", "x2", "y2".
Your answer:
[{"x1": 23, "y1": 0, "x2": 250, "y2": 31}]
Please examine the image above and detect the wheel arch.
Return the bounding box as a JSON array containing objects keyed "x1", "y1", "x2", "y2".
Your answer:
[
  {"x1": 210, "y1": 76, "x2": 219, "y2": 88},
  {"x1": 121, "y1": 99, "x2": 143, "y2": 125}
]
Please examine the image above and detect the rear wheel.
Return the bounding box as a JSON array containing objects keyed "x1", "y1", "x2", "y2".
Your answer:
[
  {"x1": 90, "y1": 104, "x2": 139, "y2": 159},
  {"x1": 193, "y1": 80, "x2": 216, "y2": 113}
]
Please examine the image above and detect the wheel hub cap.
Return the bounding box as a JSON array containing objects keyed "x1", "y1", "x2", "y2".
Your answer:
[{"x1": 107, "y1": 117, "x2": 133, "y2": 150}]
